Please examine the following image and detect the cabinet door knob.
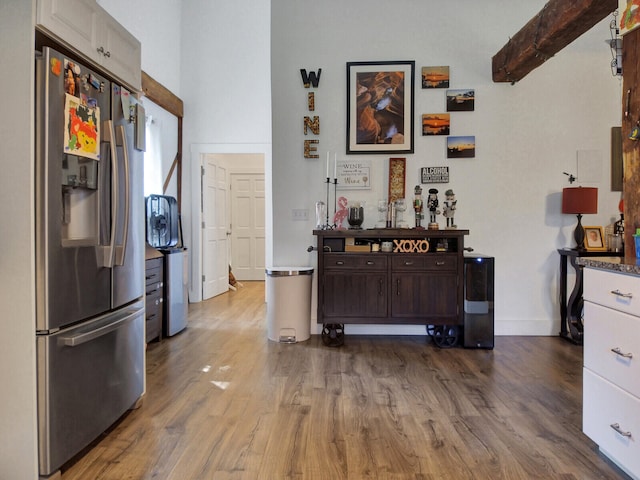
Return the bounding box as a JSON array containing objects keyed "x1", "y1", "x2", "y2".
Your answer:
[
  {"x1": 610, "y1": 289, "x2": 633, "y2": 299},
  {"x1": 97, "y1": 46, "x2": 111, "y2": 57},
  {"x1": 611, "y1": 347, "x2": 633, "y2": 359},
  {"x1": 610, "y1": 423, "x2": 632, "y2": 438}
]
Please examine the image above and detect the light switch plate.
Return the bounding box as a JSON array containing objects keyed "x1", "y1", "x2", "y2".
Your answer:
[{"x1": 292, "y1": 209, "x2": 309, "y2": 221}]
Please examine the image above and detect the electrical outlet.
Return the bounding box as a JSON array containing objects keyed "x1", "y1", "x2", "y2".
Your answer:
[{"x1": 292, "y1": 209, "x2": 309, "y2": 221}]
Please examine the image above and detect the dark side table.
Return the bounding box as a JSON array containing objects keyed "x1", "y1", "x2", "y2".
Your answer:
[{"x1": 557, "y1": 248, "x2": 623, "y2": 344}]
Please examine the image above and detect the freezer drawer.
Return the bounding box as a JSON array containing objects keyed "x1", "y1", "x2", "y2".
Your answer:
[{"x1": 37, "y1": 301, "x2": 145, "y2": 476}]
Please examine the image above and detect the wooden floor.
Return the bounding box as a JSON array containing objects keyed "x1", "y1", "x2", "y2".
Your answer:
[{"x1": 61, "y1": 281, "x2": 629, "y2": 480}]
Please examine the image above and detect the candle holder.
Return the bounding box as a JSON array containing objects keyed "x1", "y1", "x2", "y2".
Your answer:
[
  {"x1": 333, "y1": 178, "x2": 338, "y2": 228},
  {"x1": 320, "y1": 177, "x2": 338, "y2": 229}
]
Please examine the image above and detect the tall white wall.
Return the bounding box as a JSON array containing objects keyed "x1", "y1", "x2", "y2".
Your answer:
[
  {"x1": 180, "y1": 0, "x2": 273, "y2": 301},
  {"x1": 271, "y1": 0, "x2": 622, "y2": 335},
  {"x1": 0, "y1": 2, "x2": 39, "y2": 479}
]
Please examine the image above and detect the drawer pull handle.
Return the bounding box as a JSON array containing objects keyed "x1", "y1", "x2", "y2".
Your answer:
[
  {"x1": 611, "y1": 347, "x2": 633, "y2": 359},
  {"x1": 336, "y1": 261, "x2": 344, "y2": 265},
  {"x1": 435, "y1": 261, "x2": 445, "y2": 266},
  {"x1": 367, "y1": 261, "x2": 374, "y2": 265},
  {"x1": 610, "y1": 423, "x2": 632, "y2": 438},
  {"x1": 404, "y1": 261, "x2": 414, "y2": 266},
  {"x1": 610, "y1": 289, "x2": 633, "y2": 299}
]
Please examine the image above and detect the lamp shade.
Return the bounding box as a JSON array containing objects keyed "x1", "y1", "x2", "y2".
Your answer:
[{"x1": 562, "y1": 187, "x2": 598, "y2": 214}]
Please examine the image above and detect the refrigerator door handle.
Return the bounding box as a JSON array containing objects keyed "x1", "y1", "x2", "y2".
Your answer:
[
  {"x1": 97, "y1": 120, "x2": 119, "y2": 268},
  {"x1": 57, "y1": 307, "x2": 143, "y2": 347},
  {"x1": 114, "y1": 125, "x2": 130, "y2": 266}
]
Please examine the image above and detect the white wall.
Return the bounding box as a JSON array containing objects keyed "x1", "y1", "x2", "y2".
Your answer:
[
  {"x1": 0, "y1": 2, "x2": 39, "y2": 479},
  {"x1": 271, "y1": 0, "x2": 622, "y2": 335},
  {"x1": 181, "y1": 0, "x2": 273, "y2": 302}
]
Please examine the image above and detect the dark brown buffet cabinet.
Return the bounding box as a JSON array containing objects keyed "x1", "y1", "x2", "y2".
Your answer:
[{"x1": 313, "y1": 229, "x2": 469, "y2": 330}]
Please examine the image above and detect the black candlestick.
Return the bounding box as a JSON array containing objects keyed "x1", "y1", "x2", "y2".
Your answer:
[
  {"x1": 325, "y1": 177, "x2": 331, "y2": 228},
  {"x1": 333, "y1": 178, "x2": 338, "y2": 228}
]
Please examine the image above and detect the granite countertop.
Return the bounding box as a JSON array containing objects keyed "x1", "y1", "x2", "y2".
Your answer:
[{"x1": 578, "y1": 256, "x2": 640, "y2": 275}]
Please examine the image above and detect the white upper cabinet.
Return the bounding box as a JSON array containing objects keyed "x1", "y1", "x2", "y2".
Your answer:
[
  {"x1": 36, "y1": 0, "x2": 141, "y2": 90},
  {"x1": 96, "y1": 14, "x2": 141, "y2": 90}
]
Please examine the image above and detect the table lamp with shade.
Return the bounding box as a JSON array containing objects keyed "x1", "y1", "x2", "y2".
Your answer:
[{"x1": 562, "y1": 186, "x2": 598, "y2": 250}]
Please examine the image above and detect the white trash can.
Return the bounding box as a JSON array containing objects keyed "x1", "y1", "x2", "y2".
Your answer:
[{"x1": 266, "y1": 267, "x2": 313, "y2": 343}]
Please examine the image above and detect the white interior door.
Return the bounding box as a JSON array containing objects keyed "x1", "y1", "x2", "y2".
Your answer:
[
  {"x1": 202, "y1": 156, "x2": 229, "y2": 300},
  {"x1": 230, "y1": 173, "x2": 265, "y2": 280}
]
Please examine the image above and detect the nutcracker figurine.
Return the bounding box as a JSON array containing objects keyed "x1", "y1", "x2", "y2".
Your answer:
[
  {"x1": 413, "y1": 185, "x2": 424, "y2": 229},
  {"x1": 442, "y1": 189, "x2": 457, "y2": 228},
  {"x1": 427, "y1": 188, "x2": 440, "y2": 229}
]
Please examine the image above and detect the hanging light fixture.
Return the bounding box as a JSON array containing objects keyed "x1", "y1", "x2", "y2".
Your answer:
[{"x1": 608, "y1": 11, "x2": 623, "y2": 76}]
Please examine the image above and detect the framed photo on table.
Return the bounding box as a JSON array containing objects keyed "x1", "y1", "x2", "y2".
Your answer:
[
  {"x1": 584, "y1": 226, "x2": 606, "y2": 251},
  {"x1": 346, "y1": 60, "x2": 415, "y2": 154}
]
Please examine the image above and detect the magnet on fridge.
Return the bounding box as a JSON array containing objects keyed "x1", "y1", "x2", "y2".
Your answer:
[
  {"x1": 80, "y1": 74, "x2": 90, "y2": 92},
  {"x1": 50, "y1": 58, "x2": 61, "y2": 76},
  {"x1": 88, "y1": 74, "x2": 101, "y2": 90}
]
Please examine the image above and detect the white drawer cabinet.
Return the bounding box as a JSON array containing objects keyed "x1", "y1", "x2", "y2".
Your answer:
[
  {"x1": 583, "y1": 369, "x2": 640, "y2": 480},
  {"x1": 583, "y1": 267, "x2": 640, "y2": 480},
  {"x1": 36, "y1": 0, "x2": 141, "y2": 90},
  {"x1": 584, "y1": 302, "x2": 640, "y2": 398},
  {"x1": 583, "y1": 267, "x2": 640, "y2": 316}
]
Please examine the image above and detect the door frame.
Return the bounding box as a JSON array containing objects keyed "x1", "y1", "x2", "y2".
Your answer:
[{"x1": 189, "y1": 143, "x2": 272, "y2": 303}]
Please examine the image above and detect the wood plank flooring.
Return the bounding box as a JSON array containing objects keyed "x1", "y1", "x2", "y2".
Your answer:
[{"x1": 61, "y1": 281, "x2": 629, "y2": 479}]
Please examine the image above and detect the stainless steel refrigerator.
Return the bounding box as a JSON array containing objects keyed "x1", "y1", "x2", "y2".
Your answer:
[{"x1": 35, "y1": 46, "x2": 145, "y2": 477}]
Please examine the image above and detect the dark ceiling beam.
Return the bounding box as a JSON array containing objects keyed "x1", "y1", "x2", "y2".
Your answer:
[{"x1": 492, "y1": 0, "x2": 617, "y2": 84}]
